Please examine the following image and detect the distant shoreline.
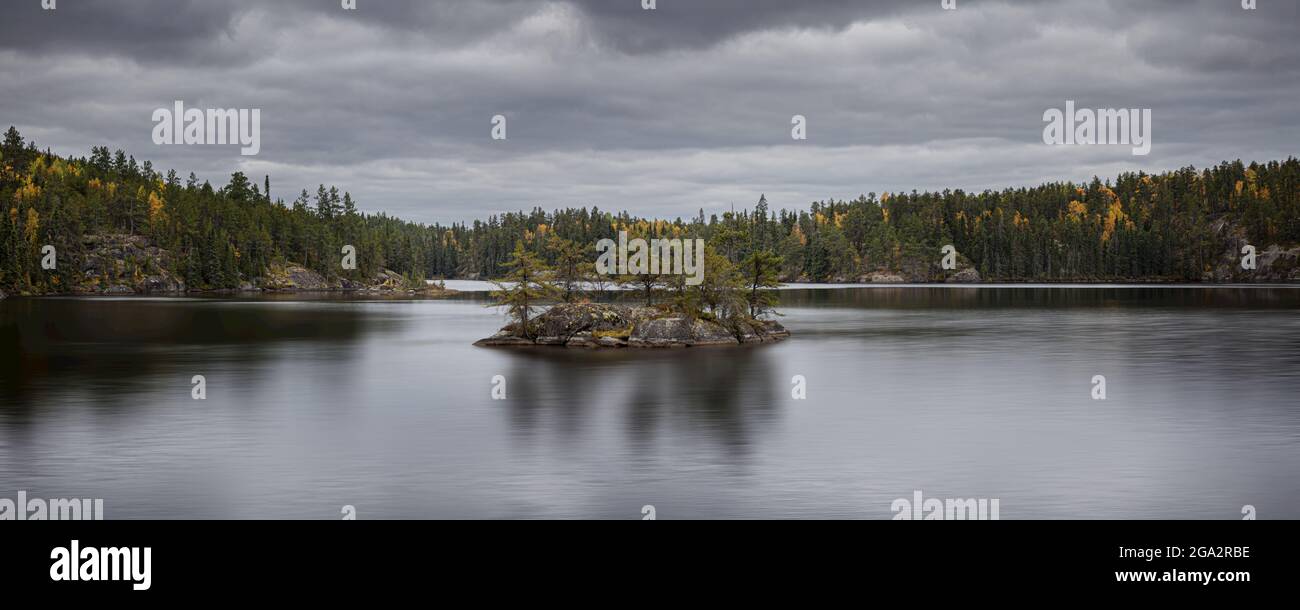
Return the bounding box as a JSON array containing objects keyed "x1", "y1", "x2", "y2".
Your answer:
[{"x1": 6, "y1": 281, "x2": 1300, "y2": 300}]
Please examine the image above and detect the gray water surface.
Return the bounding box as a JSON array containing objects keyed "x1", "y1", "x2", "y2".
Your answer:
[{"x1": 2, "y1": 287, "x2": 1298, "y2": 519}]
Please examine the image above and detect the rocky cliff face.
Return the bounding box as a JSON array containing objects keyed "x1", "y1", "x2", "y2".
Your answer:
[
  {"x1": 75, "y1": 234, "x2": 185, "y2": 294},
  {"x1": 1254, "y1": 245, "x2": 1300, "y2": 281},
  {"x1": 1203, "y1": 223, "x2": 1300, "y2": 282},
  {"x1": 475, "y1": 303, "x2": 790, "y2": 348}
]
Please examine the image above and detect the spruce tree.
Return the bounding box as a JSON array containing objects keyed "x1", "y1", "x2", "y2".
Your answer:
[{"x1": 490, "y1": 242, "x2": 557, "y2": 339}]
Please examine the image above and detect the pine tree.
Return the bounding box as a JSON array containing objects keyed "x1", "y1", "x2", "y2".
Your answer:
[
  {"x1": 315, "y1": 185, "x2": 334, "y2": 220},
  {"x1": 490, "y1": 242, "x2": 557, "y2": 339},
  {"x1": 741, "y1": 249, "x2": 783, "y2": 318},
  {"x1": 546, "y1": 235, "x2": 587, "y2": 302}
]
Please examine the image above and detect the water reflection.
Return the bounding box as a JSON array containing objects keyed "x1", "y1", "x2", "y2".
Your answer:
[
  {"x1": 497, "y1": 344, "x2": 781, "y2": 455},
  {"x1": 0, "y1": 298, "x2": 388, "y2": 422},
  {"x1": 1, "y1": 287, "x2": 1298, "y2": 518}
]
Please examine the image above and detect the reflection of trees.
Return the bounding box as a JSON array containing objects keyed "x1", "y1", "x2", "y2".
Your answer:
[
  {"x1": 499, "y1": 345, "x2": 783, "y2": 458},
  {"x1": 777, "y1": 285, "x2": 1300, "y2": 311},
  {"x1": 0, "y1": 298, "x2": 379, "y2": 422}
]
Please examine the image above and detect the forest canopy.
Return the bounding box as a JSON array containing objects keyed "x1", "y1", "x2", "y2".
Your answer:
[{"x1": 1, "y1": 125, "x2": 1297, "y2": 294}]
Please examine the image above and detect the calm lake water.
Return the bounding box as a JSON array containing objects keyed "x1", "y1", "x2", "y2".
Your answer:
[{"x1": 2, "y1": 286, "x2": 1299, "y2": 519}]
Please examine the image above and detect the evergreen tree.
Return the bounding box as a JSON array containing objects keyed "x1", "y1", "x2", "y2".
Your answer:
[
  {"x1": 741, "y1": 249, "x2": 783, "y2": 318},
  {"x1": 546, "y1": 235, "x2": 588, "y2": 303},
  {"x1": 489, "y1": 242, "x2": 557, "y2": 338}
]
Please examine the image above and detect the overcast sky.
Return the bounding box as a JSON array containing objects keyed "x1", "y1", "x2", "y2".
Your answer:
[{"x1": 2, "y1": 0, "x2": 1296, "y2": 224}]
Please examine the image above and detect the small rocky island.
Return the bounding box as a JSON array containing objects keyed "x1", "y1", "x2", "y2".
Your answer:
[
  {"x1": 473, "y1": 240, "x2": 789, "y2": 349},
  {"x1": 475, "y1": 302, "x2": 789, "y2": 348}
]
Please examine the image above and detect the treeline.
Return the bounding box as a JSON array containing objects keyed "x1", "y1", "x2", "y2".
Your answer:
[{"x1": 2, "y1": 125, "x2": 1298, "y2": 294}]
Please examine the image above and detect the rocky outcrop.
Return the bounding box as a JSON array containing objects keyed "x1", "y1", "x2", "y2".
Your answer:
[
  {"x1": 946, "y1": 267, "x2": 982, "y2": 283},
  {"x1": 1256, "y1": 245, "x2": 1300, "y2": 281},
  {"x1": 856, "y1": 258, "x2": 980, "y2": 283},
  {"x1": 534, "y1": 302, "x2": 658, "y2": 340},
  {"x1": 1207, "y1": 243, "x2": 1300, "y2": 282},
  {"x1": 477, "y1": 302, "x2": 654, "y2": 347},
  {"x1": 473, "y1": 331, "x2": 534, "y2": 346},
  {"x1": 734, "y1": 318, "x2": 791, "y2": 343},
  {"x1": 369, "y1": 268, "x2": 410, "y2": 290},
  {"x1": 259, "y1": 263, "x2": 333, "y2": 291},
  {"x1": 1201, "y1": 220, "x2": 1300, "y2": 283},
  {"x1": 629, "y1": 317, "x2": 739, "y2": 347},
  {"x1": 475, "y1": 303, "x2": 790, "y2": 348},
  {"x1": 255, "y1": 263, "x2": 457, "y2": 294},
  {"x1": 864, "y1": 272, "x2": 906, "y2": 284},
  {"x1": 75, "y1": 234, "x2": 185, "y2": 294},
  {"x1": 1196, "y1": 219, "x2": 1300, "y2": 282},
  {"x1": 15, "y1": 234, "x2": 459, "y2": 296}
]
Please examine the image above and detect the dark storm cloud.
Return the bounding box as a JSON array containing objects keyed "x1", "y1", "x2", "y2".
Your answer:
[
  {"x1": 0, "y1": 1, "x2": 1000, "y2": 62},
  {"x1": 0, "y1": 0, "x2": 264, "y2": 65},
  {"x1": 565, "y1": 0, "x2": 921, "y2": 53},
  {"x1": 0, "y1": 0, "x2": 1296, "y2": 223}
]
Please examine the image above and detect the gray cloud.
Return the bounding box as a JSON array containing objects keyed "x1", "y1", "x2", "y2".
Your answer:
[{"x1": 1, "y1": 0, "x2": 1297, "y2": 223}]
